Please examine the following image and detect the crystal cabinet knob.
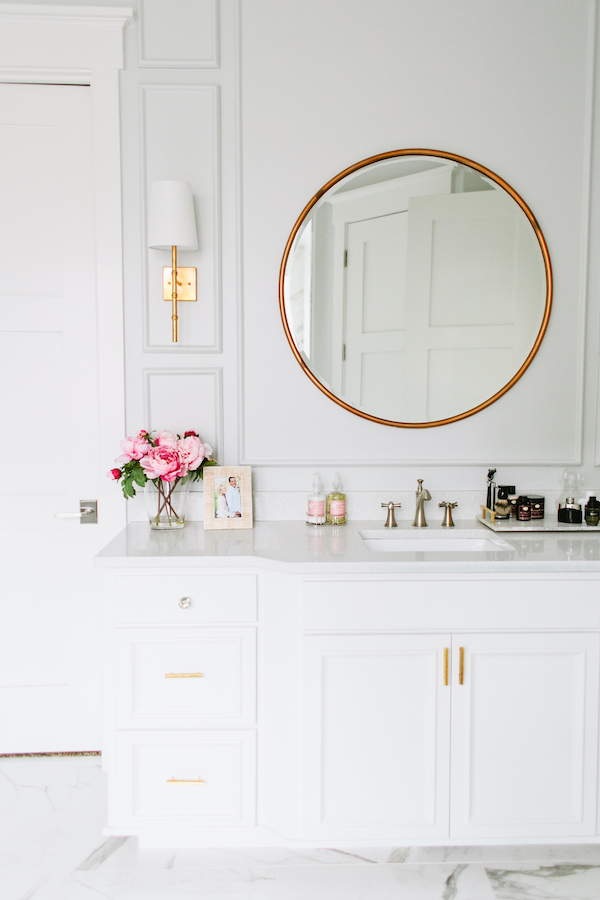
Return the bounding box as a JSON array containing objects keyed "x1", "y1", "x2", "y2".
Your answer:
[{"x1": 178, "y1": 596, "x2": 191, "y2": 609}]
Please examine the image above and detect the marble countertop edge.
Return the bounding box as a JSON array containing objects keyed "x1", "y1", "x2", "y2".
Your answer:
[{"x1": 94, "y1": 520, "x2": 600, "y2": 573}]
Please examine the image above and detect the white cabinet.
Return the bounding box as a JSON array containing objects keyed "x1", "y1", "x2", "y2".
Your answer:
[
  {"x1": 103, "y1": 570, "x2": 257, "y2": 841},
  {"x1": 304, "y1": 629, "x2": 599, "y2": 840},
  {"x1": 450, "y1": 632, "x2": 599, "y2": 838},
  {"x1": 100, "y1": 558, "x2": 600, "y2": 847},
  {"x1": 303, "y1": 634, "x2": 451, "y2": 840}
]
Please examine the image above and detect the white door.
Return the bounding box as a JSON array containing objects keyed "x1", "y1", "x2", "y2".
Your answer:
[
  {"x1": 404, "y1": 190, "x2": 546, "y2": 421},
  {"x1": 343, "y1": 212, "x2": 408, "y2": 417},
  {"x1": 450, "y1": 632, "x2": 599, "y2": 838},
  {"x1": 0, "y1": 83, "x2": 124, "y2": 752},
  {"x1": 303, "y1": 634, "x2": 451, "y2": 840}
]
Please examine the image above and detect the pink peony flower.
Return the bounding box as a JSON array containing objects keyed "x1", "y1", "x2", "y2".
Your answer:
[
  {"x1": 137, "y1": 429, "x2": 149, "y2": 439},
  {"x1": 201, "y1": 442, "x2": 213, "y2": 459},
  {"x1": 140, "y1": 445, "x2": 187, "y2": 482},
  {"x1": 177, "y1": 435, "x2": 205, "y2": 471},
  {"x1": 115, "y1": 435, "x2": 151, "y2": 464},
  {"x1": 107, "y1": 468, "x2": 121, "y2": 480},
  {"x1": 156, "y1": 430, "x2": 178, "y2": 448},
  {"x1": 184, "y1": 430, "x2": 198, "y2": 438}
]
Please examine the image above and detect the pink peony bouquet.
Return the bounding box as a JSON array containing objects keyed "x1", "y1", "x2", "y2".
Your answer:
[{"x1": 108, "y1": 429, "x2": 216, "y2": 499}]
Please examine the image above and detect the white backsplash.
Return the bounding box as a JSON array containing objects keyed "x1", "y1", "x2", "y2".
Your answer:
[{"x1": 127, "y1": 488, "x2": 581, "y2": 524}]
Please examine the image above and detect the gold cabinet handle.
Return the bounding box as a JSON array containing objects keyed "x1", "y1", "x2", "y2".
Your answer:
[
  {"x1": 443, "y1": 647, "x2": 449, "y2": 686},
  {"x1": 459, "y1": 647, "x2": 465, "y2": 685},
  {"x1": 165, "y1": 672, "x2": 203, "y2": 678},
  {"x1": 167, "y1": 777, "x2": 204, "y2": 785}
]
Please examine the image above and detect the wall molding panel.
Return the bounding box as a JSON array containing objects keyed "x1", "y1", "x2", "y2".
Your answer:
[
  {"x1": 143, "y1": 367, "x2": 224, "y2": 462},
  {"x1": 140, "y1": 84, "x2": 222, "y2": 353},
  {"x1": 138, "y1": 0, "x2": 220, "y2": 69}
]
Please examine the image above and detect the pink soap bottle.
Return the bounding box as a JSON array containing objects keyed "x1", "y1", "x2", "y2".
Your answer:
[{"x1": 306, "y1": 473, "x2": 326, "y2": 525}]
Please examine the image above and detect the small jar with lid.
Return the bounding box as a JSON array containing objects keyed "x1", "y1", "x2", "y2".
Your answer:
[
  {"x1": 528, "y1": 494, "x2": 545, "y2": 520},
  {"x1": 517, "y1": 498, "x2": 531, "y2": 521}
]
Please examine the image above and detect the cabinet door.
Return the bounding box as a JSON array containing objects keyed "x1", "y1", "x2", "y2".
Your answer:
[
  {"x1": 450, "y1": 632, "x2": 599, "y2": 838},
  {"x1": 303, "y1": 634, "x2": 451, "y2": 840}
]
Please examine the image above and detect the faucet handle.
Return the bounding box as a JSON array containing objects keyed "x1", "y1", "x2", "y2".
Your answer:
[
  {"x1": 439, "y1": 501, "x2": 457, "y2": 527},
  {"x1": 381, "y1": 501, "x2": 401, "y2": 528}
]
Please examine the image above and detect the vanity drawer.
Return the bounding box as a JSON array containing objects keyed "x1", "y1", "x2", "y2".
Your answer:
[
  {"x1": 303, "y1": 579, "x2": 600, "y2": 631},
  {"x1": 113, "y1": 730, "x2": 256, "y2": 827},
  {"x1": 113, "y1": 574, "x2": 257, "y2": 625},
  {"x1": 114, "y1": 627, "x2": 256, "y2": 729}
]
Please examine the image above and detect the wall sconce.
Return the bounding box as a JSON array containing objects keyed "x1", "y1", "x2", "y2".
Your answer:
[{"x1": 148, "y1": 180, "x2": 198, "y2": 343}]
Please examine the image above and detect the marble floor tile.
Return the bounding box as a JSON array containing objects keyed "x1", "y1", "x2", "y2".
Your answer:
[
  {"x1": 485, "y1": 863, "x2": 600, "y2": 899},
  {"x1": 382, "y1": 845, "x2": 585, "y2": 865},
  {"x1": 0, "y1": 756, "x2": 106, "y2": 874},
  {"x1": 1, "y1": 869, "x2": 52, "y2": 900},
  {"x1": 275, "y1": 862, "x2": 495, "y2": 900},
  {"x1": 93, "y1": 840, "x2": 381, "y2": 872},
  {"x1": 25, "y1": 866, "x2": 276, "y2": 900},
  {"x1": 573, "y1": 844, "x2": 600, "y2": 861},
  {"x1": 0, "y1": 755, "x2": 107, "y2": 899}
]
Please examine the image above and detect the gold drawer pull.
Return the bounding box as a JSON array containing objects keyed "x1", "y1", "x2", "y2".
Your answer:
[
  {"x1": 459, "y1": 647, "x2": 465, "y2": 685},
  {"x1": 443, "y1": 648, "x2": 449, "y2": 686},
  {"x1": 165, "y1": 672, "x2": 203, "y2": 678},
  {"x1": 167, "y1": 777, "x2": 204, "y2": 785}
]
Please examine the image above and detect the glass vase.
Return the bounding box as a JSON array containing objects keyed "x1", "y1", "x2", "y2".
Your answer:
[{"x1": 145, "y1": 477, "x2": 189, "y2": 530}]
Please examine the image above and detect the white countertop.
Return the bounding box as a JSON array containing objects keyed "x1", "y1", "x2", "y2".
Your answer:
[{"x1": 94, "y1": 520, "x2": 600, "y2": 573}]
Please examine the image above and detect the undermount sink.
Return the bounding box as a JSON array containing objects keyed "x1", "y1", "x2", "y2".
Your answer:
[{"x1": 359, "y1": 529, "x2": 514, "y2": 553}]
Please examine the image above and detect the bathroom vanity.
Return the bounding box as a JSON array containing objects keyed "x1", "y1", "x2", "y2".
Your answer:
[{"x1": 96, "y1": 521, "x2": 600, "y2": 849}]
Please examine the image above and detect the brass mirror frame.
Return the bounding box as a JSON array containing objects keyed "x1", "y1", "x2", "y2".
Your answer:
[{"x1": 279, "y1": 148, "x2": 552, "y2": 428}]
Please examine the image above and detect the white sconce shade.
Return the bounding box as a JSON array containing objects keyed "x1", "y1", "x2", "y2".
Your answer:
[{"x1": 148, "y1": 180, "x2": 198, "y2": 250}]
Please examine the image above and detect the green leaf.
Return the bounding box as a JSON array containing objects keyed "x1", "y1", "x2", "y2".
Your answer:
[
  {"x1": 133, "y1": 468, "x2": 147, "y2": 487},
  {"x1": 198, "y1": 458, "x2": 218, "y2": 479}
]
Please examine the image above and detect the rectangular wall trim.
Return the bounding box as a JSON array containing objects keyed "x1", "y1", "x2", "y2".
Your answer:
[
  {"x1": 140, "y1": 85, "x2": 222, "y2": 353},
  {"x1": 138, "y1": 0, "x2": 220, "y2": 68},
  {"x1": 143, "y1": 367, "x2": 224, "y2": 463}
]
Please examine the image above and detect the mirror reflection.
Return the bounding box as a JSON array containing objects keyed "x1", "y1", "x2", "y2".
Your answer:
[{"x1": 280, "y1": 151, "x2": 551, "y2": 426}]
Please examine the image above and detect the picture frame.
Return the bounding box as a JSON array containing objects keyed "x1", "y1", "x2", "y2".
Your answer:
[{"x1": 203, "y1": 466, "x2": 253, "y2": 530}]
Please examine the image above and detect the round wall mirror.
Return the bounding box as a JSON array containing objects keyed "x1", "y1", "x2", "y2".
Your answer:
[{"x1": 279, "y1": 149, "x2": 552, "y2": 428}]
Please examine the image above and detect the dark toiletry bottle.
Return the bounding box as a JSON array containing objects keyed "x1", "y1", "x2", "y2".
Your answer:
[
  {"x1": 585, "y1": 496, "x2": 600, "y2": 527},
  {"x1": 558, "y1": 498, "x2": 583, "y2": 524}
]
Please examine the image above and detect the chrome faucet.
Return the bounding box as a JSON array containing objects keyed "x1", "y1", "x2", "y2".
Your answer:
[{"x1": 412, "y1": 479, "x2": 431, "y2": 527}]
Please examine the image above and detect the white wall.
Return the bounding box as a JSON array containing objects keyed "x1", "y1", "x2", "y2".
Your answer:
[{"x1": 62, "y1": 0, "x2": 600, "y2": 510}]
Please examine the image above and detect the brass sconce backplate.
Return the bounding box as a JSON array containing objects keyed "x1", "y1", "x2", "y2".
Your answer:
[{"x1": 162, "y1": 267, "x2": 197, "y2": 301}]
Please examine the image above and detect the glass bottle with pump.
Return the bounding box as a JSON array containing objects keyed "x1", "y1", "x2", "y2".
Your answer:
[
  {"x1": 326, "y1": 473, "x2": 346, "y2": 525},
  {"x1": 307, "y1": 473, "x2": 326, "y2": 525}
]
